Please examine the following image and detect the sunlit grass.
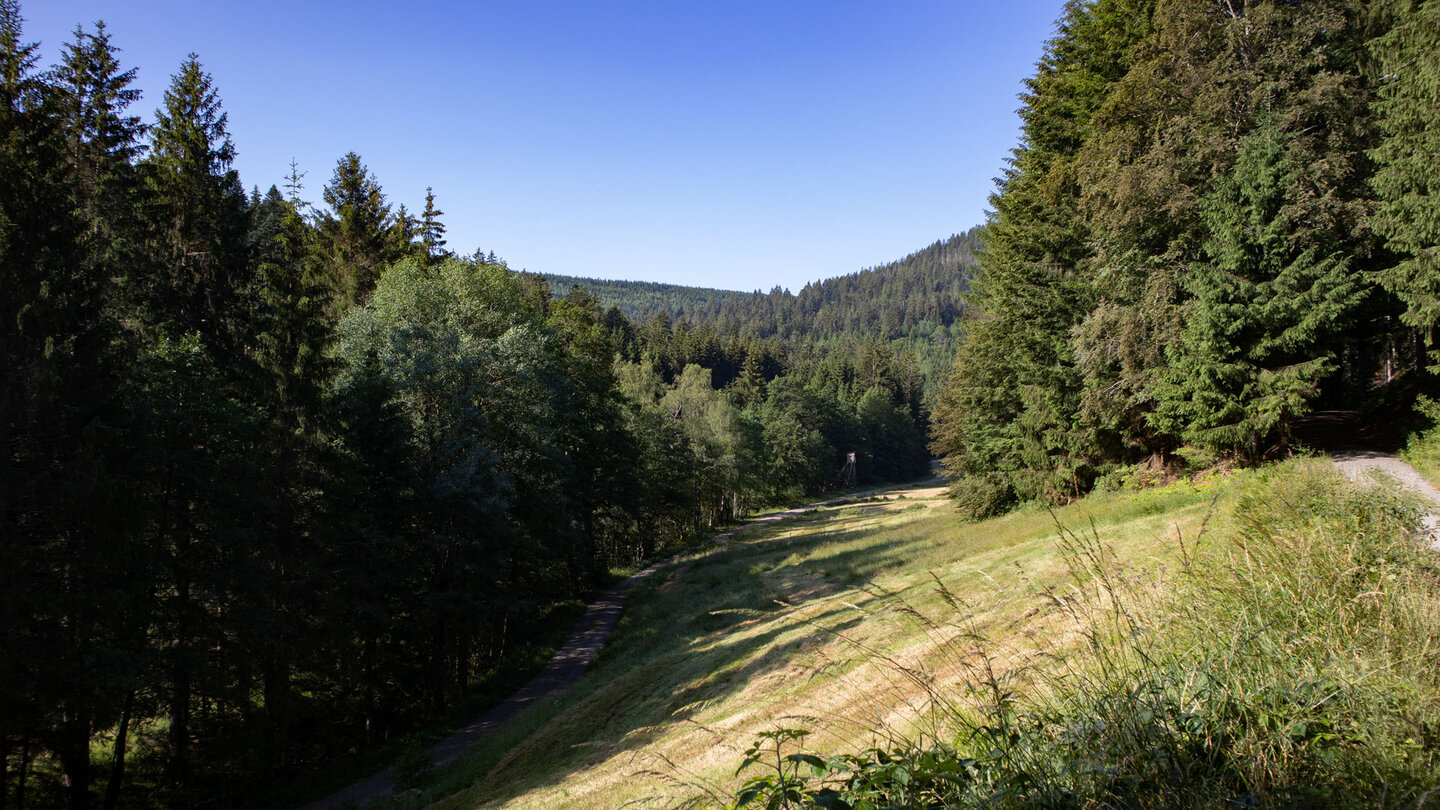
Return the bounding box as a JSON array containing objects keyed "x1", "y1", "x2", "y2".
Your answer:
[
  {"x1": 363, "y1": 473, "x2": 1243, "y2": 809},
  {"x1": 360, "y1": 461, "x2": 1440, "y2": 808},
  {"x1": 726, "y1": 461, "x2": 1440, "y2": 809}
]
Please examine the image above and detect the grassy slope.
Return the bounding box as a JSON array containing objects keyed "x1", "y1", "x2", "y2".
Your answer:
[
  {"x1": 392, "y1": 474, "x2": 1228, "y2": 809},
  {"x1": 376, "y1": 460, "x2": 1440, "y2": 810}
]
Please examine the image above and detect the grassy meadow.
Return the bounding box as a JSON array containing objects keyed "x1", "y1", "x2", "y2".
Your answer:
[{"x1": 349, "y1": 459, "x2": 1440, "y2": 809}]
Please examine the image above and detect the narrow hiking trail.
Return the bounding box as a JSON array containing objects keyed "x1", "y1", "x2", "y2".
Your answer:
[
  {"x1": 1294, "y1": 409, "x2": 1440, "y2": 551},
  {"x1": 301, "y1": 478, "x2": 939, "y2": 810},
  {"x1": 1332, "y1": 449, "x2": 1440, "y2": 551},
  {"x1": 300, "y1": 563, "x2": 662, "y2": 810}
]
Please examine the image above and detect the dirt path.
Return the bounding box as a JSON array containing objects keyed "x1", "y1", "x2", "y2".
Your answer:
[
  {"x1": 301, "y1": 562, "x2": 663, "y2": 810},
  {"x1": 301, "y1": 477, "x2": 939, "y2": 809},
  {"x1": 1331, "y1": 450, "x2": 1440, "y2": 552},
  {"x1": 1292, "y1": 409, "x2": 1440, "y2": 550}
]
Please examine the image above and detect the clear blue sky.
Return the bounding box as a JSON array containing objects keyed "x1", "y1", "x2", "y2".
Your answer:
[{"x1": 24, "y1": 1, "x2": 1063, "y2": 292}]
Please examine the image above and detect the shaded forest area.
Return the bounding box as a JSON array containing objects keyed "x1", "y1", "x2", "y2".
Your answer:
[
  {"x1": 541, "y1": 229, "x2": 981, "y2": 401},
  {"x1": 0, "y1": 6, "x2": 932, "y2": 808},
  {"x1": 932, "y1": 0, "x2": 1440, "y2": 517}
]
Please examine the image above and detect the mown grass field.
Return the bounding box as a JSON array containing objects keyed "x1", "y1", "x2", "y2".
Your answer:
[
  {"x1": 350, "y1": 460, "x2": 1440, "y2": 809},
  {"x1": 353, "y1": 466, "x2": 1257, "y2": 809}
]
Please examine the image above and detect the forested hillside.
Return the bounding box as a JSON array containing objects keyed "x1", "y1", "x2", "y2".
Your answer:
[
  {"x1": 542, "y1": 229, "x2": 981, "y2": 400},
  {"x1": 534, "y1": 275, "x2": 764, "y2": 323},
  {"x1": 932, "y1": 0, "x2": 1440, "y2": 517},
  {"x1": 541, "y1": 230, "x2": 977, "y2": 341},
  {"x1": 0, "y1": 6, "x2": 931, "y2": 807}
]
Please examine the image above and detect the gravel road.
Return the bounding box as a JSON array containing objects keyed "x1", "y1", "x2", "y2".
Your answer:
[{"x1": 1331, "y1": 449, "x2": 1440, "y2": 551}]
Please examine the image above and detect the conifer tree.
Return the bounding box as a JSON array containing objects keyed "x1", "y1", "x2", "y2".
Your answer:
[
  {"x1": 420, "y1": 185, "x2": 447, "y2": 261},
  {"x1": 731, "y1": 348, "x2": 767, "y2": 407},
  {"x1": 54, "y1": 20, "x2": 146, "y2": 311},
  {"x1": 250, "y1": 186, "x2": 336, "y2": 432},
  {"x1": 1371, "y1": 0, "x2": 1440, "y2": 368},
  {"x1": 932, "y1": 0, "x2": 1154, "y2": 510},
  {"x1": 1151, "y1": 121, "x2": 1370, "y2": 456},
  {"x1": 318, "y1": 151, "x2": 395, "y2": 306},
  {"x1": 237, "y1": 191, "x2": 340, "y2": 772},
  {"x1": 1138, "y1": 0, "x2": 1376, "y2": 457},
  {"x1": 2, "y1": 6, "x2": 139, "y2": 805},
  {"x1": 390, "y1": 201, "x2": 420, "y2": 259},
  {"x1": 143, "y1": 53, "x2": 248, "y2": 356},
  {"x1": 282, "y1": 157, "x2": 306, "y2": 206}
]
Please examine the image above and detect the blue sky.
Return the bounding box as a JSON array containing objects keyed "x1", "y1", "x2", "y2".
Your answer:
[{"x1": 24, "y1": 1, "x2": 1064, "y2": 292}]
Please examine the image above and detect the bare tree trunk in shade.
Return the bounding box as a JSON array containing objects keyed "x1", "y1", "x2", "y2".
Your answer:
[{"x1": 102, "y1": 692, "x2": 133, "y2": 810}]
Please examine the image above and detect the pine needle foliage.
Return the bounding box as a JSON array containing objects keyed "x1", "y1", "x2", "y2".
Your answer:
[{"x1": 933, "y1": 0, "x2": 1410, "y2": 507}]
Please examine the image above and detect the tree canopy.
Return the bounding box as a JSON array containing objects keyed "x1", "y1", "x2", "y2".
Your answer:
[{"x1": 932, "y1": 0, "x2": 1423, "y2": 517}]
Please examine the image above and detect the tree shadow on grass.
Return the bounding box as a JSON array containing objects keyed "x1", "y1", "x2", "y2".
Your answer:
[{"x1": 418, "y1": 524, "x2": 926, "y2": 808}]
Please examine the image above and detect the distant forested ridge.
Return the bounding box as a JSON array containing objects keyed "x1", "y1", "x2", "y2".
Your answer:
[
  {"x1": 0, "y1": 4, "x2": 933, "y2": 807},
  {"x1": 533, "y1": 275, "x2": 764, "y2": 323},
  {"x1": 540, "y1": 229, "x2": 981, "y2": 400},
  {"x1": 932, "y1": 0, "x2": 1440, "y2": 518},
  {"x1": 540, "y1": 230, "x2": 977, "y2": 341}
]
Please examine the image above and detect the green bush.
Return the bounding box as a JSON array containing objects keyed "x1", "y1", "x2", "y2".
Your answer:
[{"x1": 948, "y1": 472, "x2": 1016, "y2": 521}]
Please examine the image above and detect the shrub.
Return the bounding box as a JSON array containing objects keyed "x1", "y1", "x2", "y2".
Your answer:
[{"x1": 948, "y1": 472, "x2": 1015, "y2": 521}]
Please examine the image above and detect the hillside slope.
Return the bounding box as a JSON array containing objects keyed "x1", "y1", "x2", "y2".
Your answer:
[
  {"x1": 378, "y1": 461, "x2": 1440, "y2": 810},
  {"x1": 539, "y1": 228, "x2": 980, "y2": 344},
  {"x1": 537, "y1": 230, "x2": 981, "y2": 404}
]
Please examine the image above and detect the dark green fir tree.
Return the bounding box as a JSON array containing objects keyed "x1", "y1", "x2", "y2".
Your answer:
[
  {"x1": 1371, "y1": 0, "x2": 1440, "y2": 368},
  {"x1": 318, "y1": 151, "x2": 396, "y2": 306},
  {"x1": 143, "y1": 53, "x2": 249, "y2": 357}
]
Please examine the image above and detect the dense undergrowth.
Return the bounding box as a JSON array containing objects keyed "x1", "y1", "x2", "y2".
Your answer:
[{"x1": 729, "y1": 461, "x2": 1440, "y2": 809}]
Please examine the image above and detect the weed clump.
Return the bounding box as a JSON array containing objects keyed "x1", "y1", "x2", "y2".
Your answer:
[
  {"x1": 390, "y1": 741, "x2": 435, "y2": 792},
  {"x1": 729, "y1": 461, "x2": 1440, "y2": 809}
]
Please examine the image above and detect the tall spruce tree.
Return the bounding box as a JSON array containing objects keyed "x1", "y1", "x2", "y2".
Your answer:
[
  {"x1": 318, "y1": 151, "x2": 395, "y2": 306},
  {"x1": 143, "y1": 53, "x2": 248, "y2": 358},
  {"x1": 1151, "y1": 120, "x2": 1371, "y2": 456},
  {"x1": 931, "y1": 0, "x2": 1155, "y2": 512},
  {"x1": 249, "y1": 186, "x2": 336, "y2": 432},
  {"x1": 1, "y1": 6, "x2": 141, "y2": 807},
  {"x1": 1141, "y1": 0, "x2": 1377, "y2": 457},
  {"x1": 140, "y1": 52, "x2": 263, "y2": 798},
  {"x1": 54, "y1": 20, "x2": 146, "y2": 317},
  {"x1": 1371, "y1": 0, "x2": 1440, "y2": 368},
  {"x1": 420, "y1": 185, "x2": 447, "y2": 261}
]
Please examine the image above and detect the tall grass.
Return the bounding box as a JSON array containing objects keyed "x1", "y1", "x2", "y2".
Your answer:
[
  {"x1": 730, "y1": 461, "x2": 1440, "y2": 808},
  {"x1": 1402, "y1": 395, "x2": 1440, "y2": 489}
]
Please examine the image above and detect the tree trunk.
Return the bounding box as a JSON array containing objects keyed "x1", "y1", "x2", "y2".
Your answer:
[
  {"x1": 102, "y1": 692, "x2": 133, "y2": 810},
  {"x1": 57, "y1": 705, "x2": 92, "y2": 810},
  {"x1": 16, "y1": 740, "x2": 31, "y2": 810},
  {"x1": 167, "y1": 659, "x2": 190, "y2": 788},
  {"x1": 454, "y1": 633, "x2": 470, "y2": 696},
  {"x1": 429, "y1": 620, "x2": 447, "y2": 716},
  {"x1": 263, "y1": 647, "x2": 289, "y2": 772},
  {"x1": 362, "y1": 634, "x2": 376, "y2": 750}
]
